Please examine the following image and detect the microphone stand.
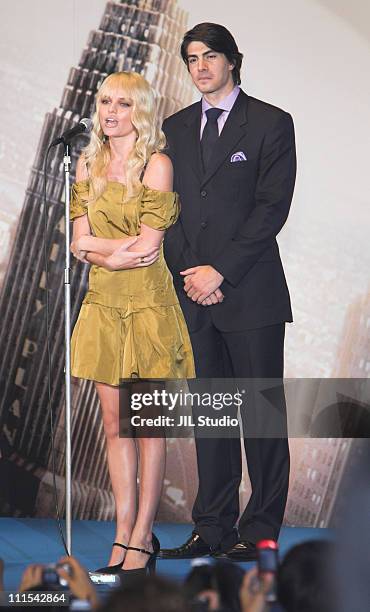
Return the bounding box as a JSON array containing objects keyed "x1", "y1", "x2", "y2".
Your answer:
[
  {"x1": 48, "y1": 122, "x2": 90, "y2": 554},
  {"x1": 63, "y1": 142, "x2": 72, "y2": 555}
]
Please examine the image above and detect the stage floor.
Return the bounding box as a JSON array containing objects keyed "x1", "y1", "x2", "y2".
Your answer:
[{"x1": 0, "y1": 519, "x2": 331, "y2": 591}]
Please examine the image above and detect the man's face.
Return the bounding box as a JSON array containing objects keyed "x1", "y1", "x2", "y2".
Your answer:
[{"x1": 186, "y1": 41, "x2": 234, "y2": 95}]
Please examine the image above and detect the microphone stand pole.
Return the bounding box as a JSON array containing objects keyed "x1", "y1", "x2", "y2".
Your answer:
[{"x1": 63, "y1": 142, "x2": 72, "y2": 555}]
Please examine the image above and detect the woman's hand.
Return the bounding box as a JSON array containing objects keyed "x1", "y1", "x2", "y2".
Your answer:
[
  {"x1": 105, "y1": 237, "x2": 160, "y2": 270},
  {"x1": 70, "y1": 237, "x2": 88, "y2": 263}
]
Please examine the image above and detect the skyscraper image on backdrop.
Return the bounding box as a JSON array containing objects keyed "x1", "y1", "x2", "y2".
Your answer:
[
  {"x1": 0, "y1": 0, "x2": 193, "y2": 518},
  {"x1": 0, "y1": 0, "x2": 365, "y2": 530}
]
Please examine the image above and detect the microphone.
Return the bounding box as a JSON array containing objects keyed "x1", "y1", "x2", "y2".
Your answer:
[{"x1": 51, "y1": 118, "x2": 93, "y2": 146}]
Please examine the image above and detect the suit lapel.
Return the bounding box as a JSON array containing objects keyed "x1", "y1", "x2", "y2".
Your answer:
[
  {"x1": 201, "y1": 90, "x2": 249, "y2": 188},
  {"x1": 182, "y1": 102, "x2": 203, "y2": 183}
]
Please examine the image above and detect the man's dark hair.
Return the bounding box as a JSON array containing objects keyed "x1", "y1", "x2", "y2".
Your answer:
[{"x1": 180, "y1": 23, "x2": 243, "y2": 85}]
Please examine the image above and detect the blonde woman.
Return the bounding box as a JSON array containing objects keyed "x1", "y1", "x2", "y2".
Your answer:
[{"x1": 70, "y1": 72, "x2": 195, "y2": 577}]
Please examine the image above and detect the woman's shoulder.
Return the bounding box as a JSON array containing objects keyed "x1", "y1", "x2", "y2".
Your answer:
[
  {"x1": 143, "y1": 152, "x2": 173, "y2": 192},
  {"x1": 146, "y1": 151, "x2": 172, "y2": 169}
]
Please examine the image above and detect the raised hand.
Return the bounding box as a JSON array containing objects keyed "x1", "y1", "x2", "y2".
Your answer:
[
  {"x1": 57, "y1": 556, "x2": 99, "y2": 609},
  {"x1": 18, "y1": 564, "x2": 43, "y2": 592},
  {"x1": 239, "y1": 566, "x2": 274, "y2": 612}
]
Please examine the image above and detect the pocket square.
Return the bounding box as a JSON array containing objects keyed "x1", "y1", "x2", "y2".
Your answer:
[{"x1": 230, "y1": 151, "x2": 247, "y2": 162}]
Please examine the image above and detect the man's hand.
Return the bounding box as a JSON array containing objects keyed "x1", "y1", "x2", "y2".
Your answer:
[
  {"x1": 181, "y1": 265, "x2": 224, "y2": 303},
  {"x1": 201, "y1": 288, "x2": 224, "y2": 306},
  {"x1": 105, "y1": 238, "x2": 159, "y2": 271}
]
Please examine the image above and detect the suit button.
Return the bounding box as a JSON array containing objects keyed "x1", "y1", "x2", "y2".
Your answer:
[
  {"x1": 200, "y1": 190, "x2": 207, "y2": 197},
  {"x1": 201, "y1": 222, "x2": 207, "y2": 229}
]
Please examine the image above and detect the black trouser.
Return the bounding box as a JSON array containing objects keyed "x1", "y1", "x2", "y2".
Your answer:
[{"x1": 189, "y1": 318, "x2": 290, "y2": 551}]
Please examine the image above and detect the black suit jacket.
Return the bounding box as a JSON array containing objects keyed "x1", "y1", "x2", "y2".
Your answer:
[{"x1": 163, "y1": 90, "x2": 296, "y2": 332}]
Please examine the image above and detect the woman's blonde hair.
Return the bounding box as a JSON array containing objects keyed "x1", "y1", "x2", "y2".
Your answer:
[{"x1": 83, "y1": 72, "x2": 165, "y2": 200}]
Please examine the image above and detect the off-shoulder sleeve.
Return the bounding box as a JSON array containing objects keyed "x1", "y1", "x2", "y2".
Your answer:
[
  {"x1": 140, "y1": 187, "x2": 180, "y2": 230},
  {"x1": 70, "y1": 180, "x2": 89, "y2": 220}
]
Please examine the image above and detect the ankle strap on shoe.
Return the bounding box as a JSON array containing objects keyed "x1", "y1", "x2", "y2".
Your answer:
[
  {"x1": 113, "y1": 542, "x2": 128, "y2": 550},
  {"x1": 126, "y1": 545, "x2": 151, "y2": 555}
]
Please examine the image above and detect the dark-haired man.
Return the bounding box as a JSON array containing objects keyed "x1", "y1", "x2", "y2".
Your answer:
[{"x1": 160, "y1": 23, "x2": 296, "y2": 561}]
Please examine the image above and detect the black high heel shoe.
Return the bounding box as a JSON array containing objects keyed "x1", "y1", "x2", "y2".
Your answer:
[
  {"x1": 120, "y1": 533, "x2": 160, "y2": 581},
  {"x1": 94, "y1": 542, "x2": 128, "y2": 574}
]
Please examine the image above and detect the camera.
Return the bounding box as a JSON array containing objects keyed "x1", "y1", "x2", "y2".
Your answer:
[
  {"x1": 256, "y1": 539, "x2": 279, "y2": 603},
  {"x1": 42, "y1": 563, "x2": 71, "y2": 588}
]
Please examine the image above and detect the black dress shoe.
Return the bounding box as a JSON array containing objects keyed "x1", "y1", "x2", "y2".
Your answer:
[
  {"x1": 213, "y1": 541, "x2": 257, "y2": 562},
  {"x1": 158, "y1": 533, "x2": 212, "y2": 559}
]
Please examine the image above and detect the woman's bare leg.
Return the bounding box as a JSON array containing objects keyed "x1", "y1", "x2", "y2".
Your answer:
[
  {"x1": 122, "y1": 436, "x2": 166, "y2": 569},
  {"x1": 95, "y1": 382, "x2": 137, "y2": 566}
]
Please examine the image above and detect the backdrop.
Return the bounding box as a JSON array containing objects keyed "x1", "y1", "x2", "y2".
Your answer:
[{"x1": 0, "y1": 0, "x2": 369, "y2": 528}]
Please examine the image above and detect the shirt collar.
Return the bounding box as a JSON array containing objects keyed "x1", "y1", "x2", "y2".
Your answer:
[{"x1": 202, "y1": 85, "x2": 240, "y2": 114}]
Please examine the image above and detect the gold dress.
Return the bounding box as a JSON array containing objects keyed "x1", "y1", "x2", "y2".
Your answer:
[{"x1": 70, "y1": 180, "x2": 195, "y2": 385}]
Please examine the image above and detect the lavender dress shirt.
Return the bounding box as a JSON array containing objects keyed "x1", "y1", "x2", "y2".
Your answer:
[{"x1": 200, "y1": 86, "x2": 240, "y2": 138}]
